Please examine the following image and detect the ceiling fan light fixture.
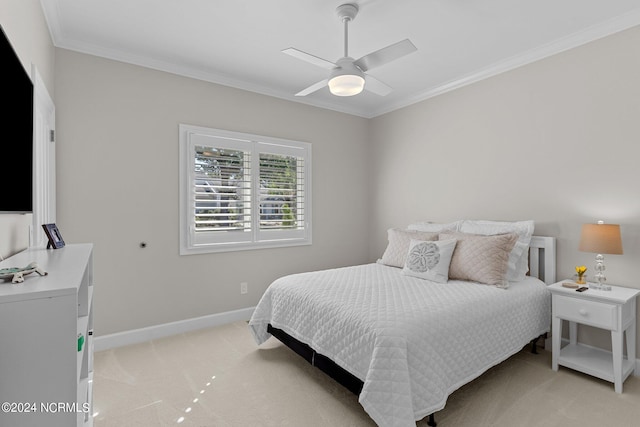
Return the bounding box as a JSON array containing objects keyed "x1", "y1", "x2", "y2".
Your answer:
[
  {"x1": 328, "y1": 58, "x2": 365, "y2": 96},
  {"x1": 329, "y1": 73, "x2": 365, "y2": 96}
]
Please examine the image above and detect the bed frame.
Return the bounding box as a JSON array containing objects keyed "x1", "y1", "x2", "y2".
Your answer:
[{"x1": 267, "y1": 235, "x2": 556, "y2": 426}]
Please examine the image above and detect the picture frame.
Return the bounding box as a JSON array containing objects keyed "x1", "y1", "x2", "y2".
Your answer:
[{"x1": 42, "y1": 223, "x2": 65, "y2": 249}]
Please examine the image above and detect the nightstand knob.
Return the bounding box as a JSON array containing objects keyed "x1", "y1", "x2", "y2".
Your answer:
[{"x1": 579, "y1": 308, "x2": 588, "y2": 316}]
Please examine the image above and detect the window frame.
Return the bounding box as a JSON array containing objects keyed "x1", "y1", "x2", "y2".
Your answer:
[{"x1": 179, "y1": 124, "x2": 312, "y2": 255}]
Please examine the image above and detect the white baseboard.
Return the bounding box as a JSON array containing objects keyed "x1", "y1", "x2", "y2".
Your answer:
[{"x1": 93, "y1": 306, "x2": 256, "y2": 352}]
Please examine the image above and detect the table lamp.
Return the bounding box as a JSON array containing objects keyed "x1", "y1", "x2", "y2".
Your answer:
[{"x1": 578, "y1": 221, "x2": 623, "y2": 291}]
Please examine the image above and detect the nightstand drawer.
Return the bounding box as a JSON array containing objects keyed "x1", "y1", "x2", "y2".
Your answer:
[{"x1": 554, "y1": 295, "x2": 617, "y2": 330}]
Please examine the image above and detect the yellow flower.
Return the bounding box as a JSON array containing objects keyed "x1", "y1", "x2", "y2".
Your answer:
[{"x1": 575, "y1": 265, "x2": 587, "y2": 276}]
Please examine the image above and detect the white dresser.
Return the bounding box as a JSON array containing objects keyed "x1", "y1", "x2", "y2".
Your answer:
[{"x1": 0, "y1": 244, "x2": 94, "y2": 426}]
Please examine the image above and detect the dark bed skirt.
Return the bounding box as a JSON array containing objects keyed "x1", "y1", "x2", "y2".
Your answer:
[{"x1": 267, "y1": 324, "x2": 364, "y2": 395}]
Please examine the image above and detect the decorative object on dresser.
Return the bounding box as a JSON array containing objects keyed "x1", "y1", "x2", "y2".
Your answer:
[
  {"x1": 549, "y1": 280, "x2": 639, "y2": 393},
  {"x1": 0, "y1": 261, "x2": 47, "y2": 283},
  {"x1": 578, "y1": 221, "x2": 623, "y2": 291},
  {"x1": 42, "y1": 223, "x2": 66, "y2": 249},
  {"x1": 0, "y1": 244, "x2": 94, "y2": 427}
]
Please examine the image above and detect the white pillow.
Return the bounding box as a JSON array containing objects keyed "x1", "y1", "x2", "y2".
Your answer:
[
  {"x1": 407, "y1": 220, "x2": 462, "y2": 233},
  {"x1": 402, "y1": 238, "x2": 457, "y2": 283},
  {"x1": 458, "y1": 220, "x2": 534, "y2": 282}
]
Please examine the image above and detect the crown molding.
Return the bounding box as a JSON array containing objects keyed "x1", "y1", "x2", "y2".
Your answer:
[
  {"x1": 41, "y1": 1, "x2": 640, "y2": 120},
  {"x1": 368, "y1": 10, "x2": 640, "y2": 118}
]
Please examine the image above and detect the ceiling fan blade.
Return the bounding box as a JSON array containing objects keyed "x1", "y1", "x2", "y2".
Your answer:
[
  {"x1": 354, "y1": 39, "x2": 417, "y2": 72},
  {"x1": 295, "y1": 79, "x2": 329, "y2": 97},
  {"x1": 364, "y1": 74, "x2": 392, "y2": 96},
  {"x1": 282, "y1": 48, "x2": 336, "y2": 70}
]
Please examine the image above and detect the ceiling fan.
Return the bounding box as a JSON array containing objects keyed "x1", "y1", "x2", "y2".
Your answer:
[{"x1": 283, "y1": 3, "x2": 417, "y2": 97}]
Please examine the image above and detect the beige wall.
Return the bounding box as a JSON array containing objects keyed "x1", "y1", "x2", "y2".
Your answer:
[
  {"x1": 0, "y1": 0, "x2": 55, "y2": 258},
  {"x1": 54, "y1": 49, "x2": 370, "y2": 335},
  {"x1": 4, "y1": 2, "x2": 640, "y2": 354},
  {"x1": 369, "y1": 25, "x2": 640, "y2": 351}
]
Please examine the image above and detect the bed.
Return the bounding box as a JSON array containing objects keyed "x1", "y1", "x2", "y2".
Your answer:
[{"x1": 249, "y1": 221, "x2": 556, "y2": 427}]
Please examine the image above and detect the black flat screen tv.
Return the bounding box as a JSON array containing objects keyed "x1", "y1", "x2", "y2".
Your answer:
[{"x1": 0, "y1": 24, "x2": 34, "y2": 213}]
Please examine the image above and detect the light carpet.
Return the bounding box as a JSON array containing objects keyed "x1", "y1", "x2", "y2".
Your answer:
[{"x1": 93, "y1": 321, "x2": 640, "y2": 426}]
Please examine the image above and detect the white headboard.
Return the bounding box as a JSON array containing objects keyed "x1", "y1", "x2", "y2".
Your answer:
[{"x1": 529, "y1": 236, "x2": 556, "y2": 285}]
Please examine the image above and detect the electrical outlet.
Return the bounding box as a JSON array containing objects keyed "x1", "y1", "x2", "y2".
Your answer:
[{"x1": 240, "y1": 282, "x2": 248, "y2": 294}]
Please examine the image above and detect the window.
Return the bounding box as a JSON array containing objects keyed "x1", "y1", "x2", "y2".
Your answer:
[{"x1": 179, "y1": 125, "x2": 312, "y2": 254}]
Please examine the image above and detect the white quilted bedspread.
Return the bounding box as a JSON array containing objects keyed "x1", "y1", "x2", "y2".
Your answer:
[{"x1": 249, "y1": 263, "x2": 550, "y2": 427}]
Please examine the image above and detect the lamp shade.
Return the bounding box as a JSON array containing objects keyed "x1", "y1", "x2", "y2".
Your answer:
[{"x1": 579, "y1": 223, "x2": 623, "y2": 255}]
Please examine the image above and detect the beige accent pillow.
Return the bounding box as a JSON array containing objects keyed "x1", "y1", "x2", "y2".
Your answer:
[
  {"x1": 439, "y1": 232, "x2": 518, "y2": 288},
  {"x1": 378, "y1": 228, "x2": 438, "y2": 268},
  {"x1": 458, "y1": 220, "x2": 534, "y2": 282}
]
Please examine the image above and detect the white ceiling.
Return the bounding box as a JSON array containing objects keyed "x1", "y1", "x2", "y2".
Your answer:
[{"x1": 41, "y1": 0, "x2": 640, "y2": 118}]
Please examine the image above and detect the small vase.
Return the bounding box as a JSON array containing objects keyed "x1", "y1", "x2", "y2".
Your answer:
[{"x1": 574, "y1": 274, "x2": 586, "y2": 285}]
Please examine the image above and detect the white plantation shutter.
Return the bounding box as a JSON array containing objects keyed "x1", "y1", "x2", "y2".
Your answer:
[
  {"x1": 180, "y1": 125, "x2": 311, "y2": 254},
  {"x1": 193, "y1": 144, "x2": 251, "y2": 232},
  {"x1": 257, "y1": 144, "x2": 307, "y2": 242}
]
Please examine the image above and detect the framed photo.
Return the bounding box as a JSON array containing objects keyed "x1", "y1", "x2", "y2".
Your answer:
[{"x1": 42, "y1": 223, "x2": 65, "y2": 249}]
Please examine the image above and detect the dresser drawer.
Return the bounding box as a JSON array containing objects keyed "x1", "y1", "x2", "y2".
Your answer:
[{"x1": 553, "y1": 295, "x2": 617, "y2": 330}]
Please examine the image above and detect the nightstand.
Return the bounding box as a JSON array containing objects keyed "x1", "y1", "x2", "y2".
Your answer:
[{"x1": 548, "y1": 281, "x2": 640, "y2": 393}]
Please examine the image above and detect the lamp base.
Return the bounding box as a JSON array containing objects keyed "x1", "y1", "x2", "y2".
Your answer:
[
  {"x1": 590, "y1": 282, "x2": 611, "y2": 291},
  {"x1": 592, "y1": 254, "x2": 611, "y2": 290}
]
